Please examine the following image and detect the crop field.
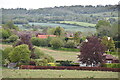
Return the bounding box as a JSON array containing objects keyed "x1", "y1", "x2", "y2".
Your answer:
[
  {"x1": 2, "y1": 69, "x2": 119, "y2": 78},
  {"x1": 57, "y1": 21, "x2": 96, "y2": 27}
]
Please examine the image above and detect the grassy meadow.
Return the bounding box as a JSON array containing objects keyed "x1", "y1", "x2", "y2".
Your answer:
[
  {"x1": 57, "y1": 21, "x2": 96, "y2": 27},
  {"x1": 2, "y1": 69, "x2": 119, "y2": 78}
]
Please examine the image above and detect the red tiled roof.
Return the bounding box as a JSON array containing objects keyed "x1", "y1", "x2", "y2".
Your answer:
[{"x1": 37, "y1": 35, "x2": 56, "y2": 39}]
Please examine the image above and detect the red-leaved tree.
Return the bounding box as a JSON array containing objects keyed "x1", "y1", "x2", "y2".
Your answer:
[
  {"x1": 14, "y1": 33, "x2": 34, "y2": 51},
  {"x1": 78, "y1": 36, "x2": 106, "y2": 66}
]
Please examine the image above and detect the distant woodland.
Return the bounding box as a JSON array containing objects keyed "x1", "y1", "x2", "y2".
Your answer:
[{"x1": 1, "y1": 5, "x2": 119, "y2": 24}]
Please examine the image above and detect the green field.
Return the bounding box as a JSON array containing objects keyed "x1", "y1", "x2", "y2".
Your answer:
[
  {"x1": 57, "y1": 21, "x2": 96, "y2": 27},
  {"x1": 105, "y1": 17, "x2": 118, "y2": 20},
  {"x1": 1, "y1": 44, "x2": 119, "y2": 78},
  {"x1": 0, "y1": 44, "x2": 78, "y2": 61},
  {"x1": 38, "y1": 47, "x2": 78, "y2": 61},
  {"x1": 2, "y1": 69, "x2": 119, "y2": 78}
]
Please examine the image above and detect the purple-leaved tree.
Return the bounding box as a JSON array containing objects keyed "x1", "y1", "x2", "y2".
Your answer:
[{"x1": 78, "y1": 36, "x2": 106, "y2": 66}]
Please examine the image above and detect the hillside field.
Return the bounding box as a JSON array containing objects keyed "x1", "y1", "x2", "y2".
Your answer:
[{"x1": 57, "y1": 21, "x2": 96, "y2": 27}]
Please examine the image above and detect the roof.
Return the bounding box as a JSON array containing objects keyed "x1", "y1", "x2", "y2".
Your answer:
[
  {"x1": 103, "y1": 54, "x2": 118, "y2": 60},
  {"x1": 37, "y1": 35, "x2": 56, "y2": 39},
  {"x1": 8, "y1": 63, "x2": 17, "y2": 68}
]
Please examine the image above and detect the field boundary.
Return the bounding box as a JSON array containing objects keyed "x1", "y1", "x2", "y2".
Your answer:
[{"x1": 20, "y1": 65, "x2": 120, "y2": 72}]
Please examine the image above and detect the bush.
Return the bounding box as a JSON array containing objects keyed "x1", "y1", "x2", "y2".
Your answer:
[
  {"x1": 0, "y1": 29, "x2": 11, "y2": 39},
  {"x1": 31, "y1": 47, "x2": 45, "y2": 59},
  {"x1": 70, "y1": 63, "x2": 80, "y2": 66},
  {"x1": 56, "y1": 60, "x2": 72, "y2": 66},
  {"x1": 105, "y1": 51, "x2": 118, "y2": 55},
  {"x1": 50, "y1": 38, "x2": 64, "y2": 49},
  {"x1": 48, "y1": 63, "x2": 56, "y2": 66},
  {"x1": 102, "y1": 63, "x2": 120, "y2": 68},
  {"x1": 33, "y1": 47, "x2": 45, "y2": 58},
  {"x1": 33, "y1": 47, "x2": 54, "y2": 62},
  {"x1": 0, "y1": 49, "x2": 3, "y2": 65},
  {"x1": 115, "y1": 41, "x2": 120, "y2": 48},
  {"x1": 3, "y1": 47, "x2": 13, "y2": 60},
  {"x1": 31, "y1": 37, "x2": 48, "y2": 47},
  {"x1": 8, "y1": 35, "x2": 19, "y2": 42},
  {"x1": 29, "y1": 59, "x2": 36, "y2": 65},
  {"x1": 35, "y1": 59, "x2": 48, "y2": 66},
  {"x1": 31, "y1": 37, "x2": 41, "y2": 46},
  {"x1": 64, "y1": 40, "x2": 76, "y2": 48}
]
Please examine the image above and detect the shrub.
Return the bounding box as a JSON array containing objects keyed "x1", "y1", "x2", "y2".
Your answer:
[
  {"x1": 101, "y1": 36, "x2": 115, "y2": 51},
  {"x1": 115, "y1": 41, "x2": 120, "y2": 48},
  {"x1": 31, "y1": 37, "x2": 41, "y2": 46},
  {"x1": 33, "y1": 47, "x2": 54, "y2": 62},
  {"x1": 0, "y1": 49, "x2": 3, "y2": 65},
  {"x1": 8, "y1": 35, "x2": 19, "y2": 42},
  {"x1": 33, "y1": 47, "x2": 46, "y2": 58},
  {"x1": 0, "y1": 29, "x2": 11, "y2": 39},
  {"x1": 105, "y1": 51, "x2": 118, "y2": 55},
  {"x1": 70, "y1": 63, "x2": 80, "y2": 66},
  {"x1": 29, "y1": 59, "x2": 36, "y2": 65},
  {"x1": 56, "y1": 60, "x2": 72, "y2": 66},
  {"x1": 35, "y1": 59, "x2": 48, "y2": 66},
  {"x1": 48, "y1": 63, "x2": 56, "y2": 66},
  {"x1": 64, "y1": 40, "x2": 76, "y2": 48},
  {"x1": 3, "y1": 47, "x2": 13, "y2": 60},
  {"x1": 31, "y1": 37, "x2": 48, "y2": 47},
  {"x1": 102, "y1": 63, "x2": 120, "y2": 68},
  {"x1": 50, "y1": 38, "x2": 64, "y2": 49}
]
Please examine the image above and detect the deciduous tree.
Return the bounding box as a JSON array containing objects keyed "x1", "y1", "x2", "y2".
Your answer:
[
  {"x1": 9, "y1": 44, "x2": 31, "y2": 63},
  {"x1": 78, "y1": 36, "x2": 106, "y2": 66}
]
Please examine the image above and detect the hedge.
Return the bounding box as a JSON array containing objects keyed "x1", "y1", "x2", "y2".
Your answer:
[
  {"x1": 102, "y1": 63, "x2": 120, "y2": 68},
  {"x1": 20, "y1": 65, "x2": 120, "y2": 72},
  {"x1": 115, "y1": 41, "x2": 120, "y2": 48}
]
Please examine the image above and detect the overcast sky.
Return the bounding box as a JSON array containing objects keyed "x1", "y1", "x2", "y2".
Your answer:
[{"x1": 0, "y1": 0, "x2": 119, "y2": 9}]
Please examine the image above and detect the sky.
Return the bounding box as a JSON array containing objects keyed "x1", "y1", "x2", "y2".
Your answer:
[{"x1": 0, "y1": 0, "x2": 119, "y2": 9}]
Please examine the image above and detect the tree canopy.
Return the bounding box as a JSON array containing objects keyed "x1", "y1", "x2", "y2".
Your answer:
[
  {"x1": 78, "y1": 36, "x2": 106, "y2": 66},
  {"x1": 9, "y1": 44, "x2": 31, "y2": 63}
]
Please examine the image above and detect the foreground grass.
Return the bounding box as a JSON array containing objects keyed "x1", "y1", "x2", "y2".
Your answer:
[
  {"x1": 57, "y1": 21, "x2": 96, "y2": 27},
  {"x1": 2, "y1": 69, "x2": 119, "y2": 78}
]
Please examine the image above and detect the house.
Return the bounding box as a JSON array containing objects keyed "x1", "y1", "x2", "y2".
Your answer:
[
  {"x1": 8, "y1": 63, "x2": 17, "y2": 69},
  {"x1": 37, "y1": 35, "x2": 56, "y2": 39},
  {"x1": 103, "y1": 54, "x2": 119, "y2": 63},
  {"x1": 79, "y1": 54, "x2": 119, "y2": 67}
]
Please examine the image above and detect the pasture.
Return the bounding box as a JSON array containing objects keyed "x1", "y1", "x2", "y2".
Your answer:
[
  {"x1": 57, "y1": 21, "x2": 96, "y2": 27},
  {"x1": 2, "y1": 69, "x2": 119, "y2": 78}
]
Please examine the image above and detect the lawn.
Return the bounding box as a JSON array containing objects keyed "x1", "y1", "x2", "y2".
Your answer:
[
  {"x1": 57, "y1": 21, "x2": 96, "y2": 27},
  {"x1": 2, "y1": 69, "x2": 119, "y2": 78}
]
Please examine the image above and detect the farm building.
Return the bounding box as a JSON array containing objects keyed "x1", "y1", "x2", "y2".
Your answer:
[{"x1": 37, "y1": 35, "x2": 56, "y2": 39}]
